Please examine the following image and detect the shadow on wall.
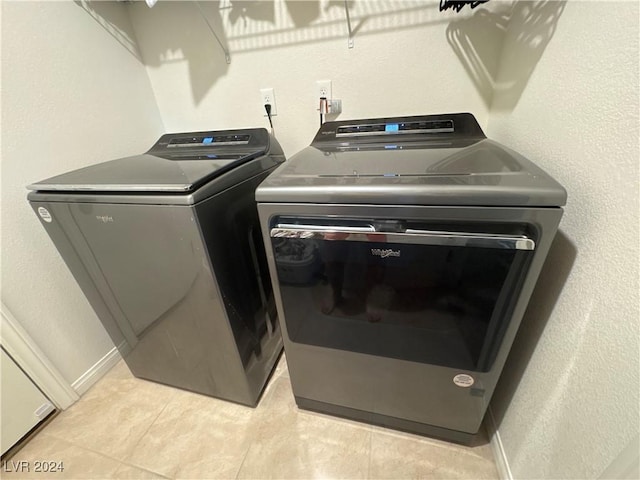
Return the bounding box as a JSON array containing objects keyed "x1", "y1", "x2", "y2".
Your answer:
[
  {"x1": 129, "y1": 1, "x2": 232, "y2": 106},
  {"x1": 224, "y1": 0, "x2": 449, "y2": 53},
  {"x1": 226, "y1": 0, "x2": 276, "y2": 25},
  {"x1": 119, "y1": 0, "x2": 456, "y2": 106},
  {"x1": 75, "y1": 0, "x2": 142, "y2": 61},
  {"x1": 490, "y1": 230, "x2": 576, "y2": 428},
  {"x1": 447, "y1": 0, "x2": 566, "y2": 111}
]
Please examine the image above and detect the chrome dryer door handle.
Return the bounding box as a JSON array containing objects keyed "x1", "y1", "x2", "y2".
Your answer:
[
  {"x1": 275, "y1": 223, "x2": 375, "y2": 233},
  {"x1": 270, "y1": 225, "x2": 535, "y2": 251}
]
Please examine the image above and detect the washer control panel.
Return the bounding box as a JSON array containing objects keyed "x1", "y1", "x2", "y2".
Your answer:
[{"x1": 167, "y1": 134, "x2": 251, "y2": 147}]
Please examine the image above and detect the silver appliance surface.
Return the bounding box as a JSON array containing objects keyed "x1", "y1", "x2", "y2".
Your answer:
[
  {"x1": 257, "y1": 113, "x2": 566, "y2": 207},
  {"x1": 257, "y1": 113, "x2": 566, "y2": 442},
  {"x1": 28, "y1": 128, "x2": 285, "y2": 406},
  {"x1": 26, "y1": 153, "x2": 251, "y2": 192},
  {"x1": 28, "y1": 130, "x2": 269, "y2": 195}
]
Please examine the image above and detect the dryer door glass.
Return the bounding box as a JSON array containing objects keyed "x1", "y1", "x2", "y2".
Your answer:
[{"x1": 270, "y1": 221, "x2": 534, "y2": 372}]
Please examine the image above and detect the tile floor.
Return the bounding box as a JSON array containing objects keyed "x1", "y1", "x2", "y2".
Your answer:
[{"x1": 4, "y1": 355, "x2": 498, "y2": 479}]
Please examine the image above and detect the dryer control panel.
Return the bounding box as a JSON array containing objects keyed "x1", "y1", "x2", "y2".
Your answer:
[
  {"x1": 312, "y1": 113, "x2": 485, "y2": 145},
  {"x1": 336, "y1": 119, "x2": 454, "y2": 137}
]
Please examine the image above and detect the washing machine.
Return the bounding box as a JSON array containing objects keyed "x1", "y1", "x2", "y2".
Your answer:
[
  {"x1": 256, "y1": 113, "x2": 566, "y2": 442},
  {"x1": 28, "y1": 128, "x2": 284, "y2": 406}
]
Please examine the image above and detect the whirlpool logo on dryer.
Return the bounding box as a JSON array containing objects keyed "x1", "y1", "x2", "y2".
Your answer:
[
  {"x1": 371, "y1": 248, "x2": 400, "y2": 258},
  {"x1": 96, "y1": 215, "x2": 114, "y2": 223}
]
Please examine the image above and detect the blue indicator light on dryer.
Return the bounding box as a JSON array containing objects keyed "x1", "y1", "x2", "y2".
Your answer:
[
  {"x1": 203, "y1": 137, "x2": 214, "y2": 144},
  {"x1": 384, "y1": 145, "x2": 398, "y2": 149},
  {"x1": 385, "y1": 124, "x2": 399, "y2": 132}
]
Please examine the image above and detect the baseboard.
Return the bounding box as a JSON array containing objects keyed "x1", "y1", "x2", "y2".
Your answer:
[
  {"x1": 71, "y1": 342, "x2": 125, "y2": 396},
  {"x1": 1, "y1": 303, "x2": 79, "y2": 410},
  {"x1": 487, "y1": 406, "x2": 513, "y2": 480}
]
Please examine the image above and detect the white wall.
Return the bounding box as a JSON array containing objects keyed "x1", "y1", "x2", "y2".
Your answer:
[
  {"x1": 127, "y1": 0, "x2": 495, "y2": 157},
  {"x1": 1, "y1": 1, "x2": 165, "y2": 385},
  {"x1": 487, "y1": 2, "x2": 639, "y2": 478}
]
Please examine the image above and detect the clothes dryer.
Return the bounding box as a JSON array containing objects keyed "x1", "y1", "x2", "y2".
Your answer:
[{"x1": 257, "y1": 114, "x2": 566, "y2": 441}]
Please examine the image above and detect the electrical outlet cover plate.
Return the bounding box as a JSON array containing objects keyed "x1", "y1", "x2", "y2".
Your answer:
[
  {"x1": 316, "y1": 80, "x2": 332, "y2": 99},
  {"x1": 259, "y1": 88, "x2": 277, "y2": 116}
]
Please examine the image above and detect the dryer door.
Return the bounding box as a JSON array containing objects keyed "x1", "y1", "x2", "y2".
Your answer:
[{"x1": 270, "y1": 219, "x2": 535, "y2": 372}]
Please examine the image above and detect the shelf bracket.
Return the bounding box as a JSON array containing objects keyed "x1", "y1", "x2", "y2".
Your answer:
[
  {"x1": 344, "y1": 0, "x2": 354, "y2": 49},
  {"x1": 195, "y1": 1, "x2": 231, "y2": 64}
]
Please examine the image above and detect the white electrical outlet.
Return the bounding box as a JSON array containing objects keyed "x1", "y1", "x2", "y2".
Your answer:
[
  {"x1": 316, "y1": 80, "x2": 332, "y2": 99},
  {"x1": 259, "y1": 88, "x2": 277, "y2": 116}
]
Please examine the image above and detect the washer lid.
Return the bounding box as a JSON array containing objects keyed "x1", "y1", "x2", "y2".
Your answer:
[
  {"x1": 27, "y1": 152, "x2": 261, "y2": 193},
  {"x1": 27, "y1": 128, "x2": 271, "y2": 194}
]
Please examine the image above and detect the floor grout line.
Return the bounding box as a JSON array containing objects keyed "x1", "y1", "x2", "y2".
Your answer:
[
  {"x1": 234, "y1": 371, "x2": 281, "y2": 480},
  {"x1": 115, "y1": 461, "x2": 172, "y2": 479},
  {"x1": 38, "y1": 419, "x2": 173, "y2": 479},
  {"x1": 367, "y1": 425, "x2": 373, "y2": 480},
  {"x1": 233, "y1": 445, "x2": 252, "y2": 480},
  {"x1": 35, "y1": 431, "x2": 126, "y2": 463},
  {"x1": 15, "y1": 432, "x2": 143, "y2": 478},
  {"x1": 118, "y1": 394, "x2": 178, "y2": 478},
  {"x1": 41, "y1": 379, "x2": 178, "y2": 478}
]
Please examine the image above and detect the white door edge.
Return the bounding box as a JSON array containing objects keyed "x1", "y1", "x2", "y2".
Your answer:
[{"x1": 0, "y1": 302, "x2": 79, "y2": 410}]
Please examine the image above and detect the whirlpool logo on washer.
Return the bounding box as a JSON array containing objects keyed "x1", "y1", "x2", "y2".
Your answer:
[
  {"x1": 371, "y1": 248, "x2": 400, "y2": 258},
  {"x1": 96, "y1": 215, "x2": 114, "y2": 223}
]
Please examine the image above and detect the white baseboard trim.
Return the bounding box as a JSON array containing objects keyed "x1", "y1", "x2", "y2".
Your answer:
[
  {"x1": 487, "y1": 406, "x2": 513, "y2": 480},
  {"x1": 71, "y1": 343, "x2": 124, "y2": 396},
  {"x1": 1, "y1": 303, "x2": 79, "y2": 410}
]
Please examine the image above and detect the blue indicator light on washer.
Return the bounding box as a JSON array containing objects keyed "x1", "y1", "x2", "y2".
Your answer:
[
  {"x1": 385, "y1": 124, "x2": 399, "y2": 132},
  {"x1": 384, "y1": 145, "x2": 398, "y2": 149},
  {"x1": 206, "y1": 154, "x2": 217, "y2": 158},
  {"x1": 203, "y1": 137, "x2": 213, "y2": 143}
]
